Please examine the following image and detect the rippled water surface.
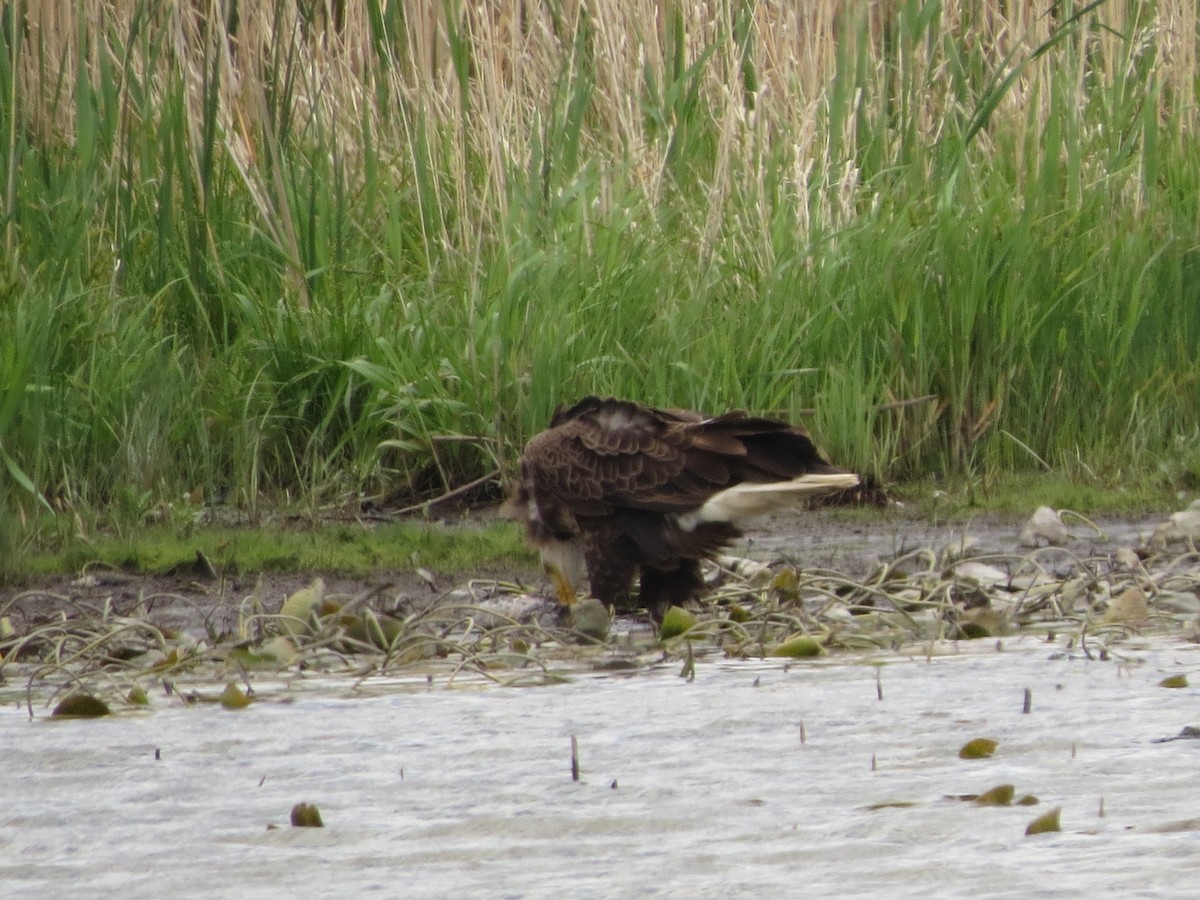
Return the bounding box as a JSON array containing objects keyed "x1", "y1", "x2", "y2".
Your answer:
[{"x1": 5, "y1": 636, "x2": 1200, "y2": 898}]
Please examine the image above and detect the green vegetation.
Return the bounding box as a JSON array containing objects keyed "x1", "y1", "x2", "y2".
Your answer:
[
  {"x1": 15, "y1": 519, "x2": 530, "y2": 583},
  {"x1": 1, "y1": 470, "x2": 1176, "y2": 584},
  {"x1": 2, "y1": 1, "x2": 1199, "y2": 554},
  {"x1": 895, "y1": 471, "x2": 1182, "y2": 519}
]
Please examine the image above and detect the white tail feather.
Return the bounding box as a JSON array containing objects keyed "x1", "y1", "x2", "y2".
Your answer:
[{"x1": 678, "y1": 473, "x2": 860, "y2": 529}]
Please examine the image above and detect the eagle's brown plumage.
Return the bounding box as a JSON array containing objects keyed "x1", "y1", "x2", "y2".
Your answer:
[{"x1": 505, "y1": 396, "x2": 858, "y2": 618}]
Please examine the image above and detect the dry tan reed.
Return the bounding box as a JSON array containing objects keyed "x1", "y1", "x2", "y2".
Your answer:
[{"x1": 24, "y1": 1, "x2": 1197, "y2": 186}]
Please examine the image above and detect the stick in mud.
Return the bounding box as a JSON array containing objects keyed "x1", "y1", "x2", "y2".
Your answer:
[{"x1": 571, "y1": 735, "x2": 580, "y2": 782}]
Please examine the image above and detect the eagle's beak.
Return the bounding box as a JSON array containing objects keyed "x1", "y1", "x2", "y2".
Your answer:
[{"x1": 546, "y1": 564, "x2": 577, "y2": 606}]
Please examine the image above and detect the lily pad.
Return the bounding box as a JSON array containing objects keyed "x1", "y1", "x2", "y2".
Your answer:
[
  {"x1": 1104, "y1": 585, "x2": 1149, "y2": 627},
  {"x1": 145, "y1": 647, "x2": 185, "y2": 673},
  {"x1": 974, "y1": 784, "x2": 1015, "y2": 806},
  {"x1": 219, "y1": 682, "x2": 252, "y2": 709},
  {"x1": 1159, "y1": 674, "x2": 1189, "y2": 689},
  {"x1": 726, "y1": 603, "x2": 752, "y2": 624},
  {"x1": 770, "y1": 566, "x2": 800, "y2": 598},
  {"x1": 51, "y1": 693, "x2": 111, "y2": 718},
  {"x1": 956, "y1": 607, "x2": 1006, "y2": 639},
  {"x1": 659, "y1": 606, "x2": 697, "y2": 640},
  {"x1": 290, "y1": 802, "x2": 324, "y2": 828},
  {"x1": 772, "y1": 635, "x2": 824, "y2": 658},
  {"x1": 345, "y1": 610, "x2": 406, "y2": 649},
  {"x1": 229, "y1": 636, "x2": 297, "y2": 670},
  {"x1": 127, "y1": 685, "x2": 150, "y2": 706},
  {"x1": 959, "y1": 737, "x2": 998, "y2": 759},
  {"x1": 1025, "y1": 806, "x2": 1062, "y2": 835},
  {"x1": 279, "y1": 578, "x2": 326, "y2": 637}
]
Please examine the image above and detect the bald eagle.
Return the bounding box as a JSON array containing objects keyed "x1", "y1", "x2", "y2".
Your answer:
[{"x1": 504, "y1": 396, "x2": 858, "y2": 618}]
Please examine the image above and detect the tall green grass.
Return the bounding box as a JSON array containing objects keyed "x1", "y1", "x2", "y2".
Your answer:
[{"x1": 1, "y1": 0, "x2": 1199, "y2": 551}]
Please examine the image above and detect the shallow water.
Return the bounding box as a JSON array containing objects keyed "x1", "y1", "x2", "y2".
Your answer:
[{"x1": 4, "y1": 636, "x2": 1200, "y2": 898}]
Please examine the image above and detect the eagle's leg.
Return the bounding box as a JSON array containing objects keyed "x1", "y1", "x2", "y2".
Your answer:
[
  {"x1": 538, "y1": 539, "x2": 588, "y2": 606},
  {"x1": 638, "y1": 560, "x2": 705, "y2": 621},
  {"x1": 581, "y1": 527, "x2": 639, "y2": 610},
  {"x1": 546, "y1": 565, "x2": 577, "y2": 606}
]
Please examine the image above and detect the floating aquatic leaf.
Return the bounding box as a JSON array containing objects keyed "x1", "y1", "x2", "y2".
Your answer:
[
  {"x1": 975, "y1": 784, "x2": 1015, "y2": 806},
  {"x1": 1016, "y1": 794, "x2": 1040, "y2": 806},
  {"x1": 959, "y1": 738, "x2": 998, "y2": 759},
  {"x1": 279, "y1": 577, "x2": 326, "y2": 637},
  {"x1": 1159, "y1": 674, "x2": 1189, "y2": 689},
  {"x1": 726, "y1": 603, "x2": 752, "y2": 623},
  {"x1": 1105, "y1": 586, "x2": 1149, "y2": 627},
  {"x1": 219, "y1": 682, "x2": 252, "y2": 709},
  {"x1": 770, "y1": 566, "x2": 800, "y2": 598},
  {"x1": 772, "y1": 635, "x2": 823, "y2": 658},
  {"x1": 127, "y1": 685, "x2": 150, "y2": 706},
  {"x1": 345, "y1": 609, "x2": 406, "y2": 649},
  {"x1": 261, "y1": 635, "x2": 298, "y2": 662},
  {"x1": 659, "y1": 606, "x2": 697, "y2": 640},
  {"x1": 956, "y1": 607, "x2": 1006, "y2": 639},
  {"x1": 290, "y1": 802, "x2": 324, "y2": 828},
  {"x1": 1025, "y1": 807, "x2": 1062, "y2": 835},
  {"x1": 228, "y1": 636, "x2": 297, "y2": 670},
  {"x1": 51, "y1": 693, "x2": 111, "y2": 718},
  {"x1": 144, "y1": 647, "x2": 183, "y2": 673}
]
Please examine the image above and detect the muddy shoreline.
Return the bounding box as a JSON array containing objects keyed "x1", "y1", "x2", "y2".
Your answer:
[{"x1": 0, "y1": 508, "x2": 1176, "y2": 638}]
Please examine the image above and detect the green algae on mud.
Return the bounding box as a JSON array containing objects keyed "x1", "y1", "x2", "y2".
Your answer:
[
  {"x1": 3, "y1": 474, "x2": 1183, "y2": 588},
  {"x1": 5, "y1": 517, "x2": 532, "y2": 587}
]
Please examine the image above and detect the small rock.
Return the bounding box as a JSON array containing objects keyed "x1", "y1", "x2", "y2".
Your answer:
[
  {"x1": 1018, "y1": 506, "x2": 1069, "y2": 547},
  {"x1": 570, "y1": 598, "x2": 611, "y2": 641},
  {"x1": 1148, "y1": 500, "x2": 1200, "y2": 549}
]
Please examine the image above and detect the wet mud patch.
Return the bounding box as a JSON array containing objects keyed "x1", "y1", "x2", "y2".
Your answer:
[{"x1": 2, "y1": 508, "x2": 1197, "y2": 713}]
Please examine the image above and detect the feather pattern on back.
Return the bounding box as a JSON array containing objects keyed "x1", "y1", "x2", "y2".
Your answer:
[{"x1": 506, "y1": 396, "x2": 859, "y2": 617}]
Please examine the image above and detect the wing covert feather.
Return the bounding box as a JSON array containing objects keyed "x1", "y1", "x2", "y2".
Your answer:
[{"x1": 519, "y1": 396, "x2": 847, "y2": 517}]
